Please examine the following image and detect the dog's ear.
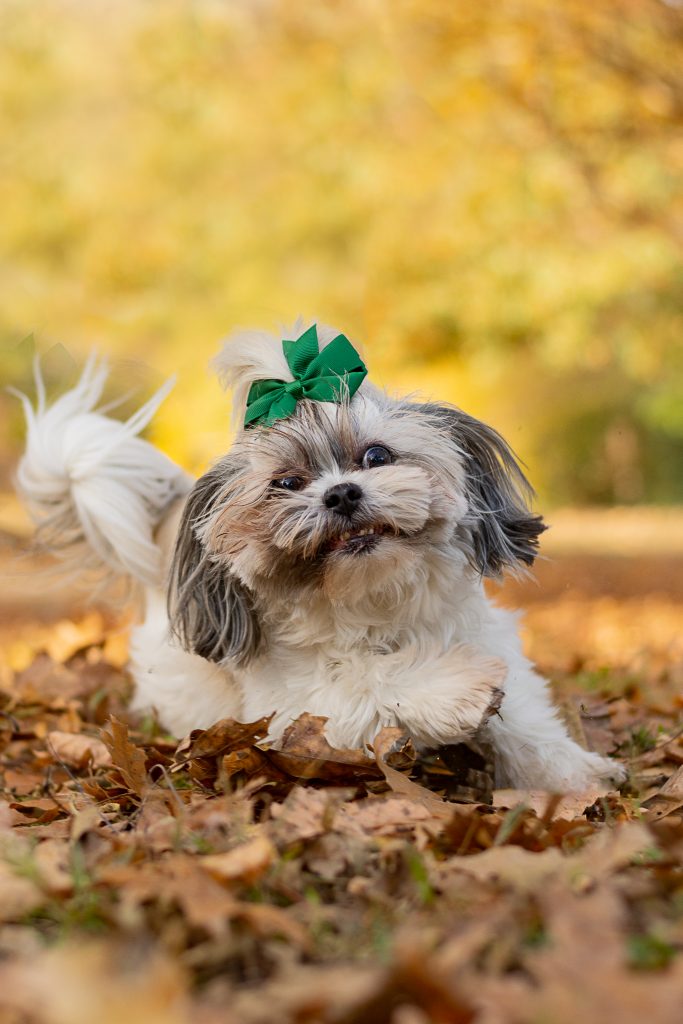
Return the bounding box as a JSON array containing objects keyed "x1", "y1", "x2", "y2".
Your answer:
[
  {"x1": 169, "y1": 462, "x2": 261, "y2": 665},
  {"x1": 423, "y1": 404, "x2": 546, "y2": 577}
]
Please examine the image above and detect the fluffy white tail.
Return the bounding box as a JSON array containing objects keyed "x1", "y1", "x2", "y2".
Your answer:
[{"x1": 14, "y1": 355, "x2": 191, "y2": 587}]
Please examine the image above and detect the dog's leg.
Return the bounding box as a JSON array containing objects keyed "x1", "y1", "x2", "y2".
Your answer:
[
  {"x1": 486, "y1": 665, "x2": 626, "y2": 791},
  {"x1": 378, "y1": 643, "x2": 507, "y2": 748},
  {"x1": 129, "y1": 590, "x2": 243, "y2": 737}
]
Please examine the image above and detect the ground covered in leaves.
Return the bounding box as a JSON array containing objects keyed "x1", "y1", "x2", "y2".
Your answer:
[{"x1": 1, "y1": 543, "x2": 682, "y2": 1024}]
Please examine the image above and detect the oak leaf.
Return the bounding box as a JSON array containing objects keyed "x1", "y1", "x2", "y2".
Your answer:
[{"x1": 101, "y1": 716, "x2": 147, "y2": 797}]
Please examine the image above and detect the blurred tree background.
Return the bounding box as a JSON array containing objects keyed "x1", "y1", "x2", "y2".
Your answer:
[{"x1": 0, "y1": 0, "x2": 681, "y2": 505}]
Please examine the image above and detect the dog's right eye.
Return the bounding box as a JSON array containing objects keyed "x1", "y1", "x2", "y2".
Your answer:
[{"x1": 272, "y1": 476, "x2": 305, "y2": 492}]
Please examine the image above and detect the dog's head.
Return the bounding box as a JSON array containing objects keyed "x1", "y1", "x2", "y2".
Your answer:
[{"x1": 170, "y1": 321, "x2": 545, "y2": 665}]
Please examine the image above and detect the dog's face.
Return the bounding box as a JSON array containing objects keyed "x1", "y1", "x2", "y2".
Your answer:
[
  {"x1": 170, "y1": 341, "x2": 545, "y2": 668},
  {"x1": 183, "y1": 397, "x2": 467, "y2": 605}
]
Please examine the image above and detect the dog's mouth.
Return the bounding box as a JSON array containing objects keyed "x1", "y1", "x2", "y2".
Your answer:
[{"x1": 325, "y1": 523, "x2": 401, "y2": 556}]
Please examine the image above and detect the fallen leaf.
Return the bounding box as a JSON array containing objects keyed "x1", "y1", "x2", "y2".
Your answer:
[
  {"x1": 0, "y1": 861, "x2": 44, "y2": 921},
  {"x1": 643, "y1": 764, "x2": 683, "y2": 822},
  {"x1": 70, "y1": 805, "x2": 105, "y2": 844},
  {"x1": 221, "y1": 746, "x2": 279, "y2": 783},
  {"x1": 281, "y1": 714, "x2": 372, "y2": 765},
  {"x1": 335, "y1": 796, "x2": 438, "y2": 837},
  {"x1": 47, "y1": 730, "x2": 111, "y2": 769},
  {"x1": 629, "y1": 727, "x2": 683, "y2": 768},
  {"x1": 33, "y1": 838, "x2": 74, "y2": 895},
  {"x1": 2, "y1": 768, "x2": 45, "y2": 796},
  {"x1": 101, "y1": 716, "x2": 148, "y2": 797},
  {"x1": 233, "y1": 903, "x2": 310, "y2": 949},
  {"x1": 372, "y1": 728, "x2": 452, "y2": 819},
  {"x1": 12, "y1": 654, "x2": 91, "y2": 705},
  {"x1": 0, "y1": 941, "x2": 192, "y2": 1024},
  {"x1": 174, "y1": 715, "x2": 273, "y2": 764},
  {"x1": 9, "y1": 799, "x2": 66, "y2": 826},
  {"x1": 229, "y1": 964, "x2": 383, "y2": 1023},
  {"x1": 447, "y1": 843, "x2": 566, "y2": 891},
  {"x1": 199, "y1": 836, "x2": 275, "y2": 886},
  {"x1": 493, "y1": 788, "x2": 605, "y2": 821},
  {"x1": 471, "y1": 885, "x2": 683, "y2": 1024},
  {"x1": 451, "y1": 820, "x2": 653, "y2": 890},
  {"x1": 270, "y1": 787, "x2": 350, "y2": 845}
]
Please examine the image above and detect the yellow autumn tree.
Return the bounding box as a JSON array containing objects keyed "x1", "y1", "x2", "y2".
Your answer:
[{"x1": 0, "y1": 0, "x2": 681, "y2": 502}]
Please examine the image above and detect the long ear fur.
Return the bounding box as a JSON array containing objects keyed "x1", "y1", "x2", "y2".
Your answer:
[
  {"x1": 423, "y1": 404, "x2": 546, "y2": 577},
  {"x1": 168, "y1": 462, "x2": 261, "y2": 665}
]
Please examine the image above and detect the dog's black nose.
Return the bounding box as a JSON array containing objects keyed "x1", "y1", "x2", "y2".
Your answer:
[{"x1": 323, "y1": 482, "x2": 363, "y2": 517}]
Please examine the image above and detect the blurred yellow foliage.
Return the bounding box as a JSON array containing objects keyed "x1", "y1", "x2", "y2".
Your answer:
[
  {"x1": 0, "y1": 610, "x2": 129, "y2": 690},
  {"x1": 0, "y1": 0, "x2": 681, "y2": 502}
]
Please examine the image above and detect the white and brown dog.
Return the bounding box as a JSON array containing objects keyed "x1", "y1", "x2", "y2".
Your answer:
[{"x1": 16, "y1": 321, "x2": 624, "y2": 791}]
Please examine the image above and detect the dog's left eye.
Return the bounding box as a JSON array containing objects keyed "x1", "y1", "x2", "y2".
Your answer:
[
  {"x1": 362, "y1": 445, "x2": 393, "y2": 469},
  {"x1": 272, "y1": 476, "x2": 305, "y2": 491}
]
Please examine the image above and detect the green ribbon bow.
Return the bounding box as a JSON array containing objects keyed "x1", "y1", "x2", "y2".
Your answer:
[{"x1": 244, "y1": 324, "x2": 367, "y2": 427}]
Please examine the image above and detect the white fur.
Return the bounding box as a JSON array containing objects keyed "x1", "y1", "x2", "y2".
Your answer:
[
  {"x1": 17, "y1": 325, "x2": 625, "y2": 792},
  {"x1": 14, "y1": 356, "x2": 191, "y2": 586},
  {"x1": 129, "y1": 591, "x2": 242, "y2": 728}
]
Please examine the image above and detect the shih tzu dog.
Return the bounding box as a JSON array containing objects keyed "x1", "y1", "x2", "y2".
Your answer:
[{"x1": 16, "y1": 321, "x2": 624, "y2": 791}]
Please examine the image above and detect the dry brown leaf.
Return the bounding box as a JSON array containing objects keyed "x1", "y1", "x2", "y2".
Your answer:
[
  {"x1": 11, "y1": 819, "x2": 73, "y2": 840},
  {"x1": 373, "y1": 728, "x2": 452, "y2": 819},
  {"x1": 2, "y1": 768, "x2": 45, "y2": 796},
  {"x1": 643, "y1": 764, "x2": 683, "y2": 822},
  {"x1": 280, "y1": 714, "x2": 374, "y2": 766},
  {"x1": 630, "y1": 728, "x2": 683, "y2": 768},
  {"x1": 269, "y1": 787, "x2": 350, "y2": 844},
  {"x1": 12, "y1": 655, "x2": 91, "y2": 705},
  {"x1": 33, "y1": 838, "x2": 74, "y2": 895},
  {"x1": 164, "y1": 858, "x2": 239, "y2": 938},
  {"x1": 335, "y1": 796, "x2": 438, "y2": 837},
  {"x1": 9, "y1": 799, "x2": 66, "y2": 826},
  {"x1": 70, "y1": 805, "x2": 105, "y2": 844},
  {"x1": 571, "y1": 820, "x2": 654, "y2": 876},
  {"x1": 447, "y1": 843, "x2": 566, "y2": 892},
  {"x1": 47, "y1": 730, "x2": 112, "y2": 769},
  {"x1": 102, "y1": 857, "x2": 238, "y2": 939},
  {"x1": 174, "y1": 715, "x2": 273, "y2": 764},
  {"x1": 0, "y1": 861, "x2": 44, "y2": 922},
  {"x1": 233, "y1": 903, "x2": 310, "y2": 949},
  {"x1": 229, "y1": 964, "x2": 383, "y2": 1024},
  {"x1": 269, "y1": 713, "x2": 382, "y2": 783},
  {"x1": 199, "y1": 836, "x2": 275, "y2": 886},
  {"x1": 0, "y1": 942, "x2": 192, "y2": 1024},
  {"x1": 472, "y1": 885, "x2": 683, "y2": 1024},
  {"x1": 493, "y1": 788, "x2": 605, "y2": 821},
  {"x1": 101, "y1": 716, "x2": 148, "y2": 796},
  {"x1": 451, "y1": 820, "x2": 653, "y2": 891},
  {"x1": 221, "y1": 746, "x2": 278, "y2": 782},
  {"x1": 384, "y1": 944, "x2": 477, "y2": 1024}
]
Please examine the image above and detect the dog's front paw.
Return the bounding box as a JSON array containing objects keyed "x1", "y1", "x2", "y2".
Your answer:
[
  {"x1": 401, "y1": 645, "x2": 507, "y2": 748},
  {"x1": 566, "y1": 748, "x2": 627, "y2": 791}
]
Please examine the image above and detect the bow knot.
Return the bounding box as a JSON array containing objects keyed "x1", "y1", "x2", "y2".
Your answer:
[
  {"x1": 284, "y1": 379, "x2": 305, "y2": 401},
  {"x1": 244, "y1": 324, "x2": 367, "y2": 427}
]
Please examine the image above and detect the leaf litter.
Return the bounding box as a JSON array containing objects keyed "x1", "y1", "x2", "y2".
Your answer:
[{"x1": 0, "y1": 620, "x2": 682, "y2": 1024}]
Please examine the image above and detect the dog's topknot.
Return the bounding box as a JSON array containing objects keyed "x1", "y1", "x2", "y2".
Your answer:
[{"x1": 212, "y1": 318, "x2": 368, "y2": 430}]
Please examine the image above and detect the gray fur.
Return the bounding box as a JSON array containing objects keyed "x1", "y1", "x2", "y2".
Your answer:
[
  {"x1": 169, "y1": 461, "x2": 262, "y2": 665},
  {"x1": 420, "y1": 403, "x2": 546, "y2": 577}
]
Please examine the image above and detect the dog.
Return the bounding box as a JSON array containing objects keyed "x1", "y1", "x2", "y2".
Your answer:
[{"x1": 15, "y1": 320, "x2": 625, "y2": 791}]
